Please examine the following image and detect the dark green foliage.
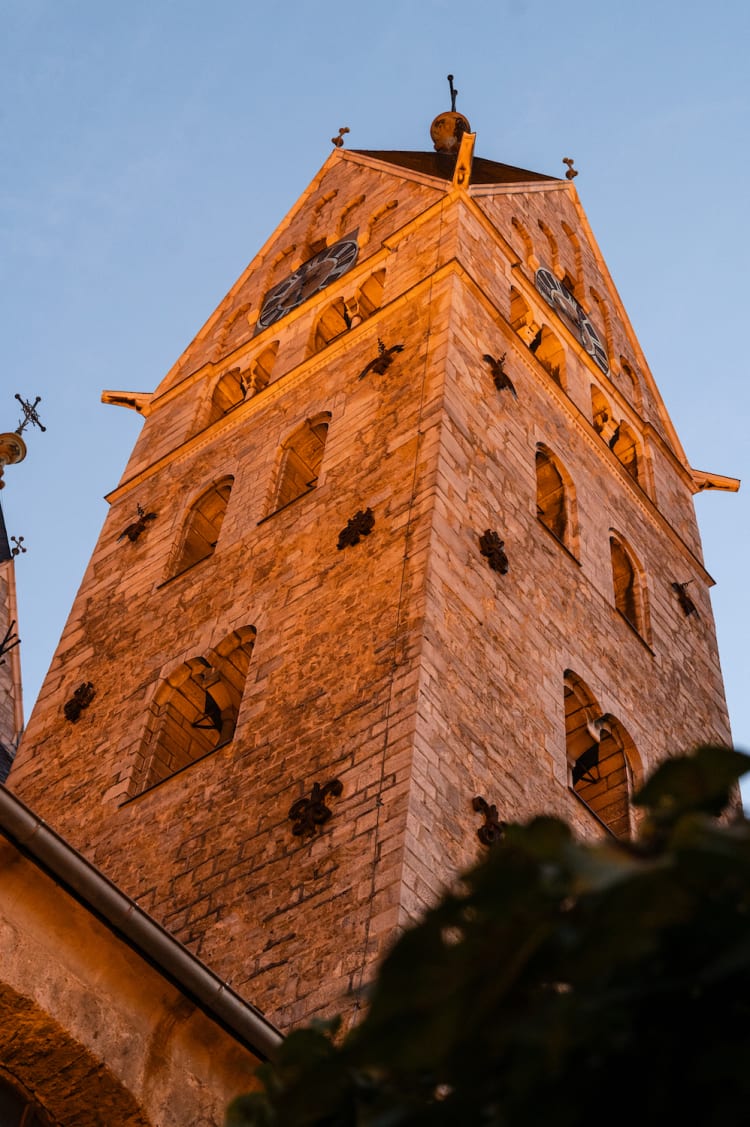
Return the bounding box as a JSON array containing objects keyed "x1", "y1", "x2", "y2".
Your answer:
[{"x1": 228, "y1": 747, "x2": 750, "y2": 1127}]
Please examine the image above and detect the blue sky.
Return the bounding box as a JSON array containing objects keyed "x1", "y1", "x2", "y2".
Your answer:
[{"x1": 2, "y1": 0, "x2": 749, "y2": 791}]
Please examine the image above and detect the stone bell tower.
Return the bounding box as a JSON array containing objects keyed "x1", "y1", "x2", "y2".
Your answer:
[{"x1": 9, "y1": 89, "x2": 737, "y2": 1033}]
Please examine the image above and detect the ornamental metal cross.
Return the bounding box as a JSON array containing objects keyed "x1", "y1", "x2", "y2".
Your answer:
[
  {"x1": 15, "y1": 394, "x2": 46, "y2": 436},
  {"x1": 447, "y1": 74, "x2": 458, "y2": 112}
]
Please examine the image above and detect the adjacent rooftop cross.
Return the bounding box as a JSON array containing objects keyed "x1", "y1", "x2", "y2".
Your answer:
[{"x1": 15, "y1": 394, "x2": 46, "y2": 436}]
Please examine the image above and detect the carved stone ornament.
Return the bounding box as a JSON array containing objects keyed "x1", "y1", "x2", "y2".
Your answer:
[
  {"x1": 63, "y1": 682, "x2": 96, "y2": 723},
  {"x1": 337, "y1": 507, "x2": 375, "y2": 550},
  {"x1": 288, "y1": 779, "x2": 344, "y2": 838},
  {"x1": 472, "y1": 796, "x2": 505, "y2": 847},
  {"x1": 479, "y1": 529, "x2": 509, "y2": 574}
]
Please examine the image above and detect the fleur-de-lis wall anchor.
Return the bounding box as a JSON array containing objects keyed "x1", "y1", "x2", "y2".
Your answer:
[
  {"x1": 672, "y1": 581, "x2": 698, "y2": 618},
  {"x1": 118, "y1": 503, "x2": 157, "y2": 543},
  {"x1": 288, "y1": 779, "x2": 344, "y2": 837},
  {"x1": 337, "y1": 507, "x2": 375, "y2": 550},
  {"x1": 479, "y1": 529, "x2": 509, "y2": 574},
  {"x1": 63, "y1": 682, "x2": 96, "y2": 723},
  {"x1": 472, "y1": 796, "x2": 505, "y2": 847},
  {"x1": 358, "y1": 340, "x2": 404, "y2": 380},
  {"x1": 0, "y1": 620, "x2": 20, "y2": 665},
  {"x1": 563, "y1": 157, "x2": 578, "y2": 180},
  {"x1": 331, "y1": 126, "x2": 350, "y2": 148},
  {"x1": 482, "y1": 353, "x2": 517, "y2": 398},
  {"x1": 10, "y1": 536, "x2": 25, "y2": 557}
]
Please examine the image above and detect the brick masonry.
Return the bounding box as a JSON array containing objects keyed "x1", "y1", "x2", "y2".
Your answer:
[{"x1": 9, "y1": 144, "x2": 733, "y2": 1032}]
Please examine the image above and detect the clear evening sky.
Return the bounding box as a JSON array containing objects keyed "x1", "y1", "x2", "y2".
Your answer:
[{"x1": 2, "y1": 0, "x2": 748, "y2": 794}]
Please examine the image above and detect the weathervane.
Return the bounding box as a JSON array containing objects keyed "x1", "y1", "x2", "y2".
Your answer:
[
  {"x1": 331, "y1": 126, "x2": 350, "y2": 149},
  {"x1": 15, "y1": 394, "x2": 46, "y2": 436}
]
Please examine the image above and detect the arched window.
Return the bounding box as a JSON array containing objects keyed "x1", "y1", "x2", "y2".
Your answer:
[
  {"x1": 610, "y1": 534, "x2": 648, "y2": 638},
  {"x1": 564, "y1": 672, "x2": 636, "y2": 840},
  {"x1": 511, "y1": 216, "x2": 536, "y2": 269},
  {"x1": 591, "y1": 385, "x2": 613, "y2": 439},
  {"x1": 618, "y1": 358, "x2": 643, "y2": 411},
  {"x1": 510, "y1": 286, "x2": 535, "y2": 341},
  {"x1": 356, "y1": 269, "x2": 385, "y2": 320},
  {"x1": 207, "y1": 368, "x2": 244, "y2": 425},
  {"x1": 272, "y1": 414, "x2": 331, "y2": 512},
  {"x1": 610, "y1": 420, "x2": 642, "y2": 485},
  {"x1": 171, "y1": 476, "x2": 233, "y2": 576},
  {"x1": 312, "y1": 297, "x2": 351, "y2": 351},
  {"x1": 530, "y1": 326, "x2": 566, "y2": 387},
  {"x1": 134, "y1": 627, "x2": 255, "y2": 794},
  {"x1": 310, "y1": 270, "x2": 385, "y2": 353},
  {"x1": 251, "y1": 340, "x2": 279, "y2": 390},
  {"x1": 536, "y1": 447, "x2": 570, "y2": 546}
]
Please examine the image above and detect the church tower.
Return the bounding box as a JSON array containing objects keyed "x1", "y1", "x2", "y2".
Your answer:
[{"x1": 8, "y1": 96, "x2": 736, "y2": 1034}]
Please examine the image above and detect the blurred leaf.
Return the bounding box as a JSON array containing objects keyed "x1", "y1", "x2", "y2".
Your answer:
[{"x1": 230, "y1": 748, "x2": 750, "y2": 1126}]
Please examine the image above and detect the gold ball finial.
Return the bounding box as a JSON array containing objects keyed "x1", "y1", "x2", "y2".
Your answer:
[{"x1": 430, "y1": 75, "x2": 471, "y2": 154}]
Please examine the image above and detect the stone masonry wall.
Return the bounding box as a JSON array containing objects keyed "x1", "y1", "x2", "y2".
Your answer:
[{"x1": 10, "y1": 154, "x2": 733, "y2": 1036}]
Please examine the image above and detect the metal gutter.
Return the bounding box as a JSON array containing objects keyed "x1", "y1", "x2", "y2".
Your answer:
[{"x1": 0, "y1": 784, "x2": 283, "y2": 1062}]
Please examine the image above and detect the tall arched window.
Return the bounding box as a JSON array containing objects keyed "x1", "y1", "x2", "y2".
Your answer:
[
  {"x1": 591, "y1": 385, "x2": 613, "y2": 439},
  {"x1": 133, "y1": 627, "x2": 256, "y2": 795},
  {"x1": 536, "y1": 446, "x2": 571, "y2": 547},
  {"x1": 251, "y1": 340, "x2": 279, "y2": 390},
  {"x1": 564, "y1": 672, "x2": 636, "y2": 840},
  {"x1": 610, "y1": 420, "x2": 642, "y2": 486},
  {"x1": 530, "y1": 326, "x2": 566, "y2": 387},
  {"x1": 356, "y1": 269, "x2": 385, "y2": 320},
  {"x1": 207, "y1": 369, "x2": 244, "y2": 425},
  {"x1": 610, "y1": 534, "x2": 648, "y2": 639},
  {"x1": 171, "y1": 476, "x2": 233, "y2": 576},
  {"x1": 312, "y1": 297, "x2": 351, "y2": 351},
  {"x1": 510, "y1": 286, "x2": 535, "y2": 342},
  {"x1": 272, "y1": 414, "x2": 331, "y2": 512}
]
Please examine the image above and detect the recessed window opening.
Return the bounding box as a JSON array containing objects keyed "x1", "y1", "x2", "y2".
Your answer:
[
  {"x1": 611, "y1": 421, "x2": 641, "y2": 485},
  {"x1": 273, "y1": 415, "x2": 331, "y2": 512},
  {"x1": 610, "y1": 535, "x2": 648, "y2": 639},
  {"x1": 172, "y1": 476, "x2": 233, "y2": 576},
  {"x1": 591, "y1": 386, "x2": 612, "y2": 438},
  {"x1": 207, "y1": 369, "x2": 245, "y2": 424},
  {"x1": 532, "y1": 327, "x2": 566, "y2": 387},
  {"x1": 536, "y1": 449, "x2": 567, "y2": 543},
  {"x1": 311, "y1": 270, "x2": 385, "y2": 353},
  {"x1": 313, "y1": 297, "x2": 351, "y2": 351},
  {"x1": 564, "y1": 672, "x2": 635, "y2": 840},
  {"x1": 133, "y1": 627, "x2": 255, "y2": 795},
  {"x1": 251, "y1": 341, "x2": 279, "y2": 390}
]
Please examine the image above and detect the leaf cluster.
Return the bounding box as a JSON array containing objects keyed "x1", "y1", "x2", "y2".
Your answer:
[{"x1": 228, "y1": 747, "x2": 750, "y2": 1127}]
